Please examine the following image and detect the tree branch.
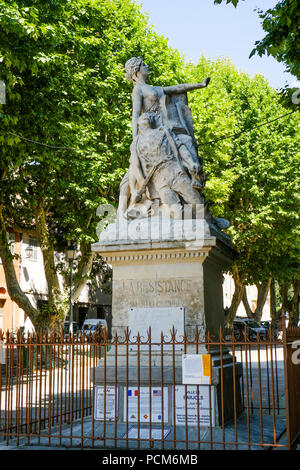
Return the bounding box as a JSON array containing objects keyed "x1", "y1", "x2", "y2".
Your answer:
[
  {"x1": 226, "y1": 265, "x2": 245, "y2": 324},
  {"x1": 72, "y1": 242, "x2": 94, "y2": 303},
  {"x1": 0, "y1": 208, "x2": 39, "y2": 325},
  {"x1": 289, "y1": 279, "x2": 300, "y2": 327},
  {"x1": 242, "y1": 288, "x2": 254, "y2": 319},
  {"x1": 34, "y1": 201, "x2": 61, "y2": 304}
]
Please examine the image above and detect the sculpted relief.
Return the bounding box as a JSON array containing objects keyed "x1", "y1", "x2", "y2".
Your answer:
[{"x1": 118, "y1": 57, "x2": 229, "y2": 231}]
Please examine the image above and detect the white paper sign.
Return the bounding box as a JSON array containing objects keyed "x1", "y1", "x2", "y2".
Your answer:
[
  {"x1": 182, "y1": 354, "x2": 211, "y2": 384},
  {"x1": 124, "y1": 387, "x2": 168, "y2": 423},
  {"x1": 175, "y1": 385, "x2": 215, "y2": 427},
  {"x1": 94, "y1": 386, "x2": 117, "y2": 421}
]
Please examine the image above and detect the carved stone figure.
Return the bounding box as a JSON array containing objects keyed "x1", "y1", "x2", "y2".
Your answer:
[
  {"x1": 130, "y1": 112, "x2": 204, "y2": 219},
  {"x1": 118, "y1": 56, "x2": 229, "y2": 230}
]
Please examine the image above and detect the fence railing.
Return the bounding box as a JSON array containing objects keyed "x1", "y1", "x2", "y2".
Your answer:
[
  {"x1": 0, "y1": 323, "x2": 294, "y2": 450},
  {"x1": 284, "y1": 325, "x2": 300, "y2": 449}
]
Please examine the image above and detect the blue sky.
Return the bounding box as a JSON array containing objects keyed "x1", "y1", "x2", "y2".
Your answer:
[{"x1": 136, "y1": 0, "x2": 297, "y2": 90}]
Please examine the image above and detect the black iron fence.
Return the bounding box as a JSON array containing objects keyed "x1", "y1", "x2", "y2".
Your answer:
[{"x1": 0, "y1": 320, "x2": 298, "y2": 450}]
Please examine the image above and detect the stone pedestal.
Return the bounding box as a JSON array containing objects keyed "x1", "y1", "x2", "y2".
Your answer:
[
  {"x1": 91, "y1": 217, "x2": 242, "y2": 433},
  {"x1": 92, "y1": 217, "x2": 236, "y2": 341}
]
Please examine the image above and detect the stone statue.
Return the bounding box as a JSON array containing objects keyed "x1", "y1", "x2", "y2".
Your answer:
[
  {"x1": 118, "y1": 56, "x2": 229, "y2": 230},
  {"x1": 129, "y1": 112, "x2": 203, "y2": 219}
]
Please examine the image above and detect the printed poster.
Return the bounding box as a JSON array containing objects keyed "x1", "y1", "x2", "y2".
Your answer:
[
  {"x1": 94, "y1": 386, "x2": 117, "y2": 421},
  {"x1": 182, "y1": 354, "x2": 211, "y2": 385},
  {"x1": 124, "y1": 387, "x2": 168, "y2": 423},
  {"x1": 175, "y1": 385, "x2": 215, "y2": 427}
]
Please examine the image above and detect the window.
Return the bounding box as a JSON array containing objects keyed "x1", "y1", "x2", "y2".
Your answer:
[{"x1": 26, "y1": 237, "x2": 38, "y2": 261}]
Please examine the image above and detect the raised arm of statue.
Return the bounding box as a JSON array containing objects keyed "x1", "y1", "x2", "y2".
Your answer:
[{"x1": 163, "y1": 77, "x2": 210, "y2": 95}]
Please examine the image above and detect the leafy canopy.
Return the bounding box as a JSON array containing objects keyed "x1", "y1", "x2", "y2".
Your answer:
[
  {"x1": 187, "y1": 56, "x2": 300, "y2": 285},
  {"x1": 0, "y1": 0, "x2": 186, "y2": 247}
]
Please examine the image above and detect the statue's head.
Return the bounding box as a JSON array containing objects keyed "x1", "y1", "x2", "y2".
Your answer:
[{"x1": 125, "y1": 57, "x2": 150, "y2": 83}]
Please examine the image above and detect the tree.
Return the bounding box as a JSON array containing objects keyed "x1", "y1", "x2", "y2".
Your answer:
[
  {"x1": 1, "y1": 0, "x2": 298, "y2": 331},
  {"x1": 186, "y1": 56, "x2": 300, "y2": 323},
  {"x1": 0, "y1": 0, "x2": 186, "y2": 330},
  {"x1": 214, "y1": 0, "x2": 300, "y2": 81}
]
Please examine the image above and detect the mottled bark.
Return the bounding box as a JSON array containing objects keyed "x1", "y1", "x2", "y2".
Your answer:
[
  {"x1": 279, "y1": 282, "x2": 289, "y2": 313},
  {"x1": 34, "y1": 201, "x2": 61, "y2": 304},
  {"x1": 242, "y1": 279, "x2": 271, "y2": 322},
  {"x1": 270, "y1": 279, "x2": 276, "y2": 318},
  {"x1": 270, "y1": 279, "x2": 281, "y2": 329},
  {"x1": 0, "y1": 208, "x2": 39, "y2": 326},
  {"x1": 72, "y1": 242, "x2": 95, "y2": 303},
  {"x1": 242, "y1": 288, "x2": 254, "y2": 319},
  {"x1": 253, "y1": 279, "x2": 271, "y2": 322},
  {"x1": 225, "y1": 265, "x2": 245, "y2": 324},
  {"x1": 289, "y1": 279, "x2": 300, "y2": 327}
]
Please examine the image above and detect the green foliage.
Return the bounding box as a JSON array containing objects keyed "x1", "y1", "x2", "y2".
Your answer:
[
  {"x1": 214, "y1": 0, "x2": 239, "y2": 5},
  {"x1": 187, "y1": 56, "x2": 300, "y2": 285},
  {"x1": 35, "y1": 297, "x2": 68, "y2": 331},
  {"x1": 0, "y1": 0, "x2": 186, "y2": 326},
  {"x1": 0, "y1": 0, "x2": 185, "y2": 246}
]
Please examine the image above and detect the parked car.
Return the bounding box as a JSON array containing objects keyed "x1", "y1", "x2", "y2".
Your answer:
[
  {"x1": 223, "y1": 321, "x2": 248, "y2": 342},
  {"x1": 81, "y1": 318, "x2": 107, "y2": 334},
  {"x1": 261, "y1": 321, "x2": 272, "y2": 337},
  {"x1": 246, "y1": 320, "x2": 268, "y2": 340},
  {"x1": 235, "y1": 318, "x2": 269, "y2": 340}
]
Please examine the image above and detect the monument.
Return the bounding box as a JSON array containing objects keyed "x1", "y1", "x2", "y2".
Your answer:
[{"x1": 92, "y1": 57, "x2": 242, "y2": 442}]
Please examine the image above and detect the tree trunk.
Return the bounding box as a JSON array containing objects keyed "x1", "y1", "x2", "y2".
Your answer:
[
  {"x1": 225, "y1": 265, "x2": 244, "y2": 324},
  {"x1": 34, "y1": 201, "x2": 61, "y2": 305},
  {"x1": 242, "y1": 279, "x2": 271, "y2": 322},
  {"x1": 253, "y1": 279, "x2": 271, "y2": 322},
  {"x1": 0, "y1": 208, "x2": 39, "y2": 327},
  {"x1": 289, "y1": 279, "x2": 300, "y2": 327},
  {"x1": 242, "y1": 288, "x2": 255, "y2": 319},
  {"x1": 270, "y1": 279, "x2": 276, "y2": 318},
  {"x1": 270, "y1": 279, "x2": 281, "y2": 328},
  {"x1": 72, "y1": 242, "x2": 95, "y2": 303},
  {"x1": 0, "y1": 203, "x2": 95, "y2": 332},
  {"x1": 278, "y1": 282, "x2": 290, "y2": 314}
]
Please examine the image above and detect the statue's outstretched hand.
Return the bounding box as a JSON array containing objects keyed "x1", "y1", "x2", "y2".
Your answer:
[{"x1": 202, "y1": 77, "x2": 211, "y2": 87}]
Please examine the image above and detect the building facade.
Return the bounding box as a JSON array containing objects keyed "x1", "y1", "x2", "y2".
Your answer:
[{"x1": 19, "y1": 233, "x2": 112, "y2": 332}]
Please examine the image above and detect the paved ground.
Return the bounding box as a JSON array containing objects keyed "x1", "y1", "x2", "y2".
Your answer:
[{"x1": 0, "y1": 412, "x2": 288, "y2": 451}]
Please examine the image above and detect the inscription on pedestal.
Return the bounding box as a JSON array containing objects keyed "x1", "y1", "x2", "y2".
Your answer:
[
  {"x1": 122, "y1": 278, "x2": 193, "y2": 295},
  {"x1": 114, "y1": 277, "x2": 199, "y2": 309}
]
